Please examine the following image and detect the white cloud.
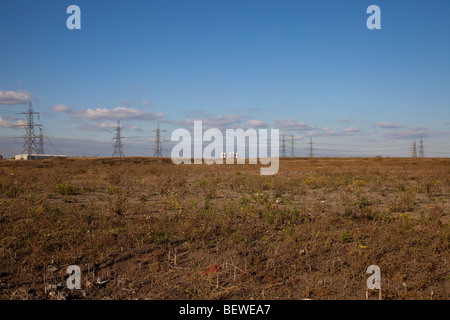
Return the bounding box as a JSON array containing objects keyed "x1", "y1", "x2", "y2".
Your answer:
[
  {"x1": 307, "y1": 126, "x2": 362, "y2": 137},
  {"x1": 78, "y1": 122, "x2": 142, "y2": 132},
  {"x1": 78, "y1": 122, "x2": 117, "y2": 132},
  {"x1": 247, "y1": 119, "x2": 269, "y2": 128},
  {"x1": 339, "y1": 118, "x2": 349, "y2": 123},
  {"x1": 70, "y1": 107, "x2": 164, "y2": 121},
  {"x1": 342, "y1": 126, "x2": 361, "y2": 133},
  {"x1": 378, "y1": 122, "x2": 403, "y2": 129},
  {"x1": 52, "y1": 104, "x2": 72, "y2": 112},
  {"x1": 273, "y1": 118, "x2": 316, "y2": 131},
  {"x1": 291, "y1": 135, "x2": 304, "y2": 141},
  {"x1": 0, "y1": 90, "x2": 31, "y2": 105},
  {"x1": 202, "y1": 114, "x2": 243, "y2": 127},
  {"x1": 175, "y1": 114, "x2": 244, "y2": 129},
  {"x1": 382, "y1": 127, "x2": 431, "y2": 140},
  {"x1": 128, "y1": 125, "x2": 141, "y2": 131},
  {"x1": 0, "y1": 116, "x2": 26, "y2": 128}
]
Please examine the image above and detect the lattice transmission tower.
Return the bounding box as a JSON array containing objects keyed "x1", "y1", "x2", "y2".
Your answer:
[
  {"x1": 112, "y1": 120, "x2": 125, "y2": 157},
  {"x1": 152, "y1": 122, "x2": 166, "y2": 157},
  {"x1": 37, "y1": 127, "x2": 44, "y2": 155},
  {"x1": 291, "y1": 134, "x2": 295, "y2": 157},
  {"x1": 18, "y1": 101, "x2": 41, "y2": 158},
  {"x1": 412, "y1": 140, "x2": 417, "y2": 158},
  {"x1": 309, "y1": 137, "x2": 313, "y2": 158},
  {"x1": 281, "y1": 135, "x2": 286, "y2": 157},
  {"x1": 418, "y1": 137, "x2": 425, "y2": 158}
]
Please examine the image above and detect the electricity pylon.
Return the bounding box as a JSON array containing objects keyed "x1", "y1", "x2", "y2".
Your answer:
[
  {"x1": 418, "y1": 137, "x2": 425, "y2": 158},
  {"x1": 412, "y1": 140, "x2": 417, "y2": 158},
  {"x1": 309, "y1": 137, "x2": 313, "y2": 158},
  {"x1": 18, "y1": 101, "x2": 41, "y2": 158},
  {"x1": 281, "y1": 135, "x2": 286, "y2": 157},
  {"x1": 291, "y1": 134, "x2": 295, "y2": 157},
  {"x1": 37, "y1": 127, "x2": 44, "y2": 155},
  {"x1": 152, "y1": 122, "x2": 166, "y2": 157},
  {"x1": 112, "y1": 120, "x2": 125, "y2": 157}
]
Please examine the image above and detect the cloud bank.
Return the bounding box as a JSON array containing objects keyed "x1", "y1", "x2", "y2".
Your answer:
[{"x1": 0, "y1": 90, "x2": 31, "y2": 105}]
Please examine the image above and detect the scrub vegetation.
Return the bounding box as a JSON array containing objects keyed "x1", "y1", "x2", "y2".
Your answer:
[{"x1": 0, "y1": 157, "x2": 449, "y2": 300}]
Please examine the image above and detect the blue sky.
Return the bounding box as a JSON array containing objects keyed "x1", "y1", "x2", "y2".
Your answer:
[{"x1": 1, "y1": 0, "x2": 449, "y2": 157}]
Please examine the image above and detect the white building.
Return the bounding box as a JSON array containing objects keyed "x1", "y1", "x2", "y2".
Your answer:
[
  {"x1": 15, "y1": 154, "x2": 68, "y2": 160},
  {"x1": 228, "y1": 152, "x2": 239, "y2": 159}
]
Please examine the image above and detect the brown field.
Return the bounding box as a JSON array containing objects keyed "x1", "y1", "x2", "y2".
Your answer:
[{"x1": 0, "y1": 157, "x2": 449, "y2": 300}]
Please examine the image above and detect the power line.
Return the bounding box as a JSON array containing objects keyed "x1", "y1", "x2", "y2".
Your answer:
[
  {"x1": 43, "y1": 136, "x2": 62, "y2": 155},
  {"x1": 79, "y1": 129, "x2": 114, "y2": 157},
  {"x1": 37, "y1": 127, "x2": 44, "y2": 154},
  {"x1": 40, "y1": 126, "x2": 65, "y2": 155},
  {"x1": 94, "y1": 143, "x2": 113, "y2": 157}
]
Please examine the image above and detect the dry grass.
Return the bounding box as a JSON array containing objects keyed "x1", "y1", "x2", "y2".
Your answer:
[{"x1": 0, "y1": 157, "x2": 449, "y2": 300}]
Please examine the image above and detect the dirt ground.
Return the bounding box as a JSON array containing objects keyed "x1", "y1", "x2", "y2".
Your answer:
[{"x1": 0, "y1": 157, "x2": 449, "y2": 300}]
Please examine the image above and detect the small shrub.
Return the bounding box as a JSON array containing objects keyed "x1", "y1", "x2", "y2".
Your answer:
[
  {"x1": 341, "y1": 231, "x2": 352, "y2": 243},
  {"x1": 54, "y1": 181, "x2": 80, "y2": 195}
]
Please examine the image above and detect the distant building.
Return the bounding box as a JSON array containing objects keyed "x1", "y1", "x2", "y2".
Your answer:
[{"x1": 14, "y1": 154, "x2": 67, "y2": 160}]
